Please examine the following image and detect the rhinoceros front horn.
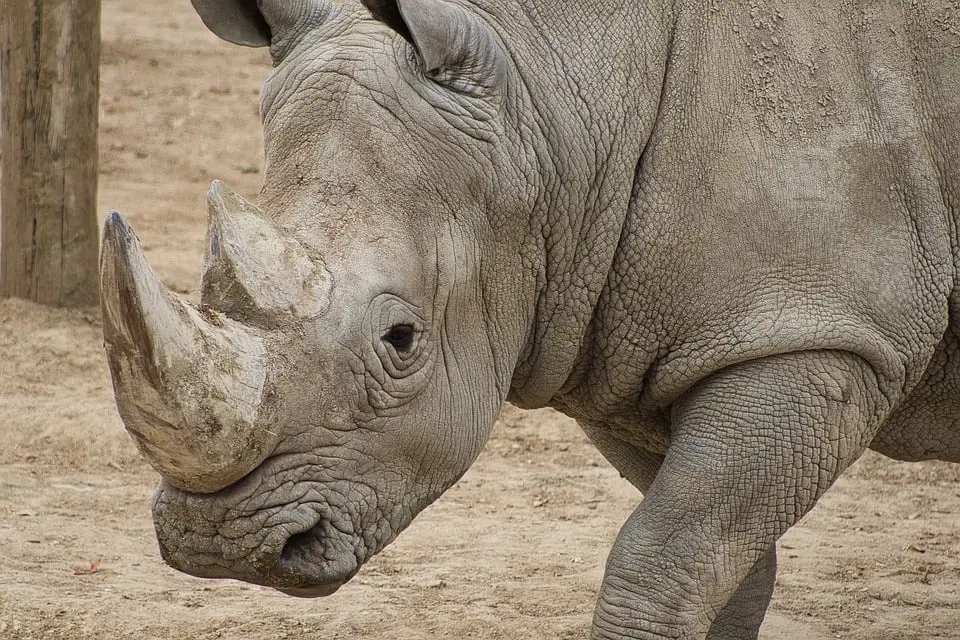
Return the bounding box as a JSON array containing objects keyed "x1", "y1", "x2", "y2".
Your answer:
[{"x1": 100, "y1": 209, "x2": 278, "y2": 494}]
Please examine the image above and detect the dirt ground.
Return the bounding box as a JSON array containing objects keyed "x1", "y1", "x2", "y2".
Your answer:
[{"x1": 2, "y1": 1, "x2": 960, "y2": 638}]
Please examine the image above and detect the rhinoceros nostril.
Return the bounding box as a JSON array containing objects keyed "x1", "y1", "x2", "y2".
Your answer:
[
  {"x1": 280, "y1": 526, "x2": 324, "y2": 571},
  {"x1": 271, "y1": 517, "x2": 359, "y2": 596}
]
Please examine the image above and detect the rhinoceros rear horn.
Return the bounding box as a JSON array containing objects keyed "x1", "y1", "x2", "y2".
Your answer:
[
  {"x1": 100, "y1": 211, "x2": 278, "y2": 494},
  {"x1": 362, "y1": 0, "x2": 506, "y2": 93},
  {"x1": 202, "y1": 181, "x2": 331, "y2": 324}
]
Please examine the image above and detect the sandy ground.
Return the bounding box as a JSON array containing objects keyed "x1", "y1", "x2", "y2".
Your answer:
[{"x1": 2, "y1": 1, "x2": 960, "y2": 638}]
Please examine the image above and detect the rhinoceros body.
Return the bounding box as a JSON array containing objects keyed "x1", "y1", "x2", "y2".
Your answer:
[{"x1": 100, "y1": 0, "x2": 960, "y2": 637}]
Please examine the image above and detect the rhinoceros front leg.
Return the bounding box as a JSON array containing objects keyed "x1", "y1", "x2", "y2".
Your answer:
[
  {"x1": 584, "y1": 430, "x2": 776, "y2": 639},
  {"x1": 591, "y1": 350, "x2": 885, "y2": 640},
  {"x1": 704, "y1": 547, "x2": 776, "y2": 639}
]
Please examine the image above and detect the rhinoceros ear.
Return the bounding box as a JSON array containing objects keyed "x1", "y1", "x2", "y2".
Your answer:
[
  {"x1": 362, "y1": 0, "x2": 506, "y2": 94},
  {"x1": 191, "y1": 0, "x2": 331, "y2": 54},
  {"x1": 191, "y1": 0, "x2": 271, "y2": 46},
  {"x1": 360, "y1": 0, "x2": 415, "y2": 43}
]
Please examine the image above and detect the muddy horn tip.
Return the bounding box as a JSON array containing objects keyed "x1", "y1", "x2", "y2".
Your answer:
[{"x1": 101, "y1": 210, "x2": 137, "y2": 248}]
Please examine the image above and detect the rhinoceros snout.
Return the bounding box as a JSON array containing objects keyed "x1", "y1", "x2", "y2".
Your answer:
[{"x1": 152, "y1": 481, "x2": 361, "y2": 595}]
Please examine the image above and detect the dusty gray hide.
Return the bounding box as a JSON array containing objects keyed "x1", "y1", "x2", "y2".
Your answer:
[{"x1": 101, "y1": 0, "x2": 960, "y2": 638}]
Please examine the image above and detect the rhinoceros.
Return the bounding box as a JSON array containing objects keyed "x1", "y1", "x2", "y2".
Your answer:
[{"x1": 99, "y1": 0, "x2": 960, "y2": 637}]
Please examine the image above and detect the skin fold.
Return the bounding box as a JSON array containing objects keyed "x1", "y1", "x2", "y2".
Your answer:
[{"x1": 99, "y1": 1, "x2": 960, "y2": 638}]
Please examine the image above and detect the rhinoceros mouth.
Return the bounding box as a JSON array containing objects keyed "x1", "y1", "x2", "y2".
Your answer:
[
  {"x1": 153, "y1": 475, "x2": 365, "y2": 594},
  {"x1": 155, "y1": 513, "x2": 361, "y2": 593},
  {"x1": 277, "y1": 583, "x2": 344, "y2": 598}
]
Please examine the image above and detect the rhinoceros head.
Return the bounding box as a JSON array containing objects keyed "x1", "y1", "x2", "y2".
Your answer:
[{"x1": 101, "y1": 0, "x2": 535, "y2": 595}]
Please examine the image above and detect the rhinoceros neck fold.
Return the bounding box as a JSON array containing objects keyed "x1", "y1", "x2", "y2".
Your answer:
[{"x1": 502, "y1": 1, "x2": 670, "y2": 409}]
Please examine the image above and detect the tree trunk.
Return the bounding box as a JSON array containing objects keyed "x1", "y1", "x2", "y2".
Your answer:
[{"x1": 0, "y1": 0, "x2": 101, "y2": 307}]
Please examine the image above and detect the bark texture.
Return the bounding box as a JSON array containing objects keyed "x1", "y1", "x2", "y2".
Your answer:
[{"x1": 1, "y1": 0, "x2": 100, "y2": 307}]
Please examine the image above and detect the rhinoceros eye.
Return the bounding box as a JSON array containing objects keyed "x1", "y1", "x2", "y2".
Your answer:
[{"x1": 383, "y1": 324, "x2": 416, "y2": 353}]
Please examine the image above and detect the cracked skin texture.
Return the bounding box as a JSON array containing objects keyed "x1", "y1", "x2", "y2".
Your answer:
[
  {"x1": 523, "y1": 1, "x2": 958, "y2": 453},
  {"x1": 108, "y1": 1, "x2": 960, "y2": 639}
]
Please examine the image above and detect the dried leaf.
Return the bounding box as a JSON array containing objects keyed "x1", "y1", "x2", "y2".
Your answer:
[{"x1": 73, "y1": 559, "x2": 102, "y2": 575}]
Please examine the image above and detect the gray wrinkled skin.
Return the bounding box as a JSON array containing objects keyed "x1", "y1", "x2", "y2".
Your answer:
[{"x1": 102, "y1": 1, "x2": 960, "y2": 638}]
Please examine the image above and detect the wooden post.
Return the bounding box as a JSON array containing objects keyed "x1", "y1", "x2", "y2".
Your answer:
[{"x1": 0, "y1": 0, "x2": 101, "y2": 307}]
